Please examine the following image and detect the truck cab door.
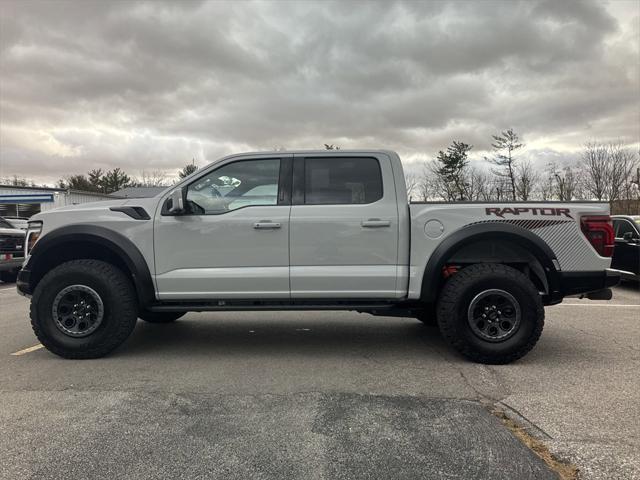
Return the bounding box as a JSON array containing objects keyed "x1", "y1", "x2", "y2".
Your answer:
[
  {"x1": 289, "y1": 153, "x2": 400, "y2": 299},
  {"x1": 154, "y1": 155, "x2": 292, "y2": 300}
]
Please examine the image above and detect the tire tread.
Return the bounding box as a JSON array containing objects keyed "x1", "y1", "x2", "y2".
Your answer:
[
  {"x1": 30, "y1": 259, "x2": 137, "y2": 359},
  {"x1": 437, "y1": 263, "x2": 544, "y2": 364}
]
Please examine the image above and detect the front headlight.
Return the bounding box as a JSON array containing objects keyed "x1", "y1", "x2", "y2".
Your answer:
[{"x1": 25, "y1": 221, "x2": 43, "y2": 257}]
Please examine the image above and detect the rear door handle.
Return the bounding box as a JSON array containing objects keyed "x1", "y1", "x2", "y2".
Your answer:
[
  {"x1": 361, "y1": 219, "x2": 391, "y2": 228},
  {"x1": 253, "y1": 221, "x2": 281, "y2": 229}
]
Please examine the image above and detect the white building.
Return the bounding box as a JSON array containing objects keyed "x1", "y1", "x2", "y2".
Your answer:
[{"x1": 0, "y1": 185, "x2": 122, "y2": 218}]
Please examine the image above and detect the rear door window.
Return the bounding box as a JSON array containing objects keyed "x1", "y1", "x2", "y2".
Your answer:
[{"x1": 303, "y1": 157, "x2": 383, "y2": 205}]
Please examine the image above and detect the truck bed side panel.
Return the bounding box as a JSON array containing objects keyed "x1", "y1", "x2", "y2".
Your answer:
[{"x1": 407, "y1": 202, "x2": 612, "y2": 300}]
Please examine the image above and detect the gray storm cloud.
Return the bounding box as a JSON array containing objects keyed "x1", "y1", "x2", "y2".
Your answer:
[{"x1": 0, "y1": 0, "x2": 638, "y2": 183}]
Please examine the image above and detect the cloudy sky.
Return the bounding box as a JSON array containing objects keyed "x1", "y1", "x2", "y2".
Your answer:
[{"x1": 1, "y1": 0, "x2": 639, "y2": 185}]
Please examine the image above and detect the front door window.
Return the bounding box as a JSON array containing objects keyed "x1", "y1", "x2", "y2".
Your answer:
[{"x1": 186, "y1": 159, "x2": 281, "y2": 214}]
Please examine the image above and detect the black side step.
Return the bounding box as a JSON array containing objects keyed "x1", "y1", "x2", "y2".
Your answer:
[{"x1": 148, "y1": 302, "x2": 398, "y2": 313}]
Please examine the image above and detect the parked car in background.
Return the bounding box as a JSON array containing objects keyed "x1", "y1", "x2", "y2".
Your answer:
[
  {"x1": 0, "y1": 217, "x2": 26, "y2": 283},
  {"x1": 2, "y1": 216, "x2": 29, "y2": 230},
  {"x1": 612, "y1": 215, "x2": 640, "y2": 281}
]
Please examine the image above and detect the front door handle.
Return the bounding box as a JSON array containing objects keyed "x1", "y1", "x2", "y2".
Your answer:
[
  {"x1": 361, "y1": 219, "x2": 391, "y2": 228},
  {"x1": 253, "y1": 221, "x2": 281, "y2": 229}
]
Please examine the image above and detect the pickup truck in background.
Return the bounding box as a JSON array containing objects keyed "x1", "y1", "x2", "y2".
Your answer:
[
  {"x1": 17, "y1": 150, "x2": 620, "y2": 363},
  {"x1": 0, "y1": 217, "x2": 26, "y2": 283}
]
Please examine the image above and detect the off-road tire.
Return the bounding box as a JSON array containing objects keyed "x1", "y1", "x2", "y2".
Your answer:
[
  {"x1": 139, "y1": 311, "x2": 185, "y2": 323},
  {"x1": 437, "y1": 263, "x2": 544, "y2": 364},
  {"x1": 30, "y1": 259, "x2": 138, "y2": 359},
  {"x1": 0, "y1": 270, "x2": 18, "y2": 283}
]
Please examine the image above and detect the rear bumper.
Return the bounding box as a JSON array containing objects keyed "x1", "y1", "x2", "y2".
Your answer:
[{"x1": 555, "y1": 269, "x2": 620, "y2": 299}]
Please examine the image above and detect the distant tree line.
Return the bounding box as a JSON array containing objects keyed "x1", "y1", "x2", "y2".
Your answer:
[
  {"x1": 4, "y1": 139, "x2": 638, "y2": 211},
  {"x1": 405, "y1": 129, "x2": 639, "y2": 211},
  {"x1": 55, "y1": 161, "x2": 200, "y2": 194},
  {"x1": 0, "y1": 175, "x2": 40, "y2": 187}
]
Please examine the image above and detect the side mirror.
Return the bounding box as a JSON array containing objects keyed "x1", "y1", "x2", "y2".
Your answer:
[
  {"x1": 622, "y1": 231, "x2": 634, "y2": 242},
  {"x1": 166, "y1": 187, "x2": 186, "y2": 215}
]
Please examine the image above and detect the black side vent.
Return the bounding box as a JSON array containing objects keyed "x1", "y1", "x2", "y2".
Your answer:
[{"x1": 109, "y1": 206, "x2": 151, "y2": 220}]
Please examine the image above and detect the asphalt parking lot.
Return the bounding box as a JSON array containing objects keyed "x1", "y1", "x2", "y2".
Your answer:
[{"x1": 1, "y1": 282, "x2": 638, "y2": 480}]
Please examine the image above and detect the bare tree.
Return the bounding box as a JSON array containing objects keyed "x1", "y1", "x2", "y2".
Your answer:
[
  {"x1": 581, "y1": 142, "x2": 638, "y2": 203},
  {"x1": 487, "y1": 128, "x2": 524, "y2": 200},
  {"x1": 539, "y1": 168, "x2": 556, "y2": 200},
  {"x1": 478, "y1": 175, "x2": 497, "y2": 201},
  {"x1": 423, "y1": 166, "x2": 438, "y2": 201},
  {"x1": 622, "y1": 163, "x2": 640, "y2": 203},
  {"x1": 466, "y1": 167, "x2": 489, "y2": 201},
  {"x1": 489, "y1": 176, "x2": 512, "y2": 201},
  {"x1": 608, "y1": 143, "x2": 636, "y2": 203},
  {"x1": 548, "y1": 162, "x2": 581, "y2": 201},
  {"x1": 581, "y1": 142, "x2": 609, "y2": 200},
  {"x1": 1, "y1": 175, "x2": 35, "y2": 187},
  {"x1": 515, "y1": 160, "x2": 539, "y2": 201},
  {"x1": 412, "y1": 161, "x2": 438, "y2": 201},
  {"x1": 136, "y1": 170, "x2": 170, "y2": 187},
  {"x1": 324, "y1": 144, "x2": 340, "y2": 150},
  {"x1": 404, "y1": 172, "x2": 419, "y2": 200}
]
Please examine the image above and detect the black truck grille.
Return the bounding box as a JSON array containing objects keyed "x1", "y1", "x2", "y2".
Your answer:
[{"x1": 0, "y1": 235, "x2": 25, "y2": 256}]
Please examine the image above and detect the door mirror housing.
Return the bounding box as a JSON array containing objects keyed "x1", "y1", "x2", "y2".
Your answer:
[
  {"x1": 165, "y1": 187, "x2": 186, "y2": 215},
  {"x1": 622, "y1": 231, "x2": 634, "y2": 242}
]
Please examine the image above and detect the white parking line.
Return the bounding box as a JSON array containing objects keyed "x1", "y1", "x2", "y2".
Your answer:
[
  {"x1": 10, "y1": 344, "x2": 44, "y2": 356},
  {"x1": 555, "y1": 304, "x2": 640, "y2": 307}
]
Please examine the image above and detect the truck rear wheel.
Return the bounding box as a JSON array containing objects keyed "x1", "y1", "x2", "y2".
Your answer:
[
  {"x1": 139, "y1": 311, "x2": 185, "y2": 323},
  {"x1": 436, "y1": 263, "x2": 544, "y2": 364},
  {"x1": 30, "y1": 259, "x2": 138, "y2": 359}
]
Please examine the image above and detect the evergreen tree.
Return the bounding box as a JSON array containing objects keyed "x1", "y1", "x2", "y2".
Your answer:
[
  {"x1": 88, "y1": 169, "x2": 104, "y2": 192},
  {"x1": 488, "y1": 129, "x2": 524, "y2": 201},
  {"x1": 435, "y1": 141, "x2": 473, "y2": 201},
  {"x1": 178, "y1": 160, "x2": 199, "y2": 179},
  {"x1": 60, "y1": 174, "x2": 94, "y2": 191},
  {"x1": 101, "y1": 168, "x2": 132, "y2": 193}
]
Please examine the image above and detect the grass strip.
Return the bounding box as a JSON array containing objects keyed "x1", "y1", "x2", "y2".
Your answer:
[{"x1": 492, "y1": 408, "x2": 579, "y2": 480}]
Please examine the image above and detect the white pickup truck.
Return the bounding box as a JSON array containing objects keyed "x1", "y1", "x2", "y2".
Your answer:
[{"x1": 18, "y1": 150, "x2": 619, "y2": 363}]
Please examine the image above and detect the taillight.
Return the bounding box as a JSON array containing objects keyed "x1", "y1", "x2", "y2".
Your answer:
[{"x1": 580, "y1": 215, "x2": 614, "y2": 257}]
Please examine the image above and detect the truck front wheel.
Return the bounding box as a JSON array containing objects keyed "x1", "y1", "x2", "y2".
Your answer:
[
  {"x1": 30, "y1": 259, "x2": 138, "y2": 359},
  {"x1": 436, "y1": 263, "x2": 544, "y2": 364}
]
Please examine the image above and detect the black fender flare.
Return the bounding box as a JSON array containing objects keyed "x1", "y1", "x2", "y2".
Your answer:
[
  {"x1": 24, "y1": 225, "x2": 155, "y2": 307},
  {"x1": 420, "y1": 222, "x2": 561, "y2": 303}
]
